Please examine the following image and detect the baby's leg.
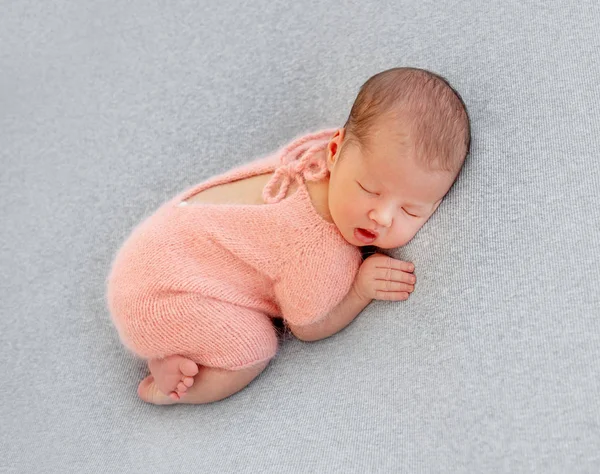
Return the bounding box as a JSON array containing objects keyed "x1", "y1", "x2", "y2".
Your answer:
[
  {"x1": 111, "y1": 292, "x2": 279, "y2": 404},
  {"x1": 138, "y1": 359, "x2": 270, "y2": 405}
]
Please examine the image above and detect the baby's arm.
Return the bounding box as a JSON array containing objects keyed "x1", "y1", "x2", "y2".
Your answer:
[
  {"x1": 285, "y1": 253, "x2": 415, "y2": 342},
  {"x1": 287, "y1": 285, "x2": 372, "y2": 342}
]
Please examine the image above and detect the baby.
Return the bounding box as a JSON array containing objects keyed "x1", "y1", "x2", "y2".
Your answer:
[{"x1": 106, "y1": 67, "x2": 471, "y2": 405}]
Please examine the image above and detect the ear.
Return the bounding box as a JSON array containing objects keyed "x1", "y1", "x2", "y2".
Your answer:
[{"x1": 326, "y1": 128, "x2": 346, "y2": 170}]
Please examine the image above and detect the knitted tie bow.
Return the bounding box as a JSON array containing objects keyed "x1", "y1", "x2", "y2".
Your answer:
[{"x1": 262, "y1": 128, "x2": 337, "y2": 204}]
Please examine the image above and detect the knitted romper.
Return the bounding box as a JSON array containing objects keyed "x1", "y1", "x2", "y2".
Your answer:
[{"x1": 106, "y1": 129, "x2": 363, "y2": 370}]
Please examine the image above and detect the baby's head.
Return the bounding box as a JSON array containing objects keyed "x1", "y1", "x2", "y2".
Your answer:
[{"x1": 324, "y1": 67, "x2": 471, "y2": 248}]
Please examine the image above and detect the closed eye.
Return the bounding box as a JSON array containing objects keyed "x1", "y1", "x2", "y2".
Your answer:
[
  {"x1": 357, "y1": 182, "x2": 377, "y2": 195},
  {"x1": 358, "y1": 181, "x2": 421, "y2": 217}
]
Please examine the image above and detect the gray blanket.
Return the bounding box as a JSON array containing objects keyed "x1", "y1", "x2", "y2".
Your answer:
[{"x1": 2, "y1": 1, "x2": 599, "y2": 472}]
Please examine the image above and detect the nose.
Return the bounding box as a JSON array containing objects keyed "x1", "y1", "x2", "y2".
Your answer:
[{"x1": 369, "y1": 205, "x2": 393, "y2": 229}]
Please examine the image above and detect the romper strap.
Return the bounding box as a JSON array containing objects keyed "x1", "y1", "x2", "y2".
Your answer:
[{"x1": 262, "y1": 129, "x2": 337, "y2": 204}]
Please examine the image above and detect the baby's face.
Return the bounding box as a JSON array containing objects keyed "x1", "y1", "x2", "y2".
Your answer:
[{"x1": 325, "y1": 126, "x2": 457, "y2": 249}]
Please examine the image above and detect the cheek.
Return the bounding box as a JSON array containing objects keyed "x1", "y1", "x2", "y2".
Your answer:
[
  {"x1": 334, "y1": 199, "x2": 357, "y2": 221},
  {"x1": 406, "y1": 220, "x2": 427, "y2": 239},
  {"x1": 384, "y1": 220, "x2": 417, "y2": 247},
  {"x1": 329, "y1": 199, "x2": 367, "y2": 227},
  {"x1": 392, "y1": 217, "x2": 421, "y2": 236},
  {"x1": 331, "y1": 186, "x2": 360, "y2": 217},
  {"x1": 348, "y1": 196, "x2": 368, "y2": 219}
]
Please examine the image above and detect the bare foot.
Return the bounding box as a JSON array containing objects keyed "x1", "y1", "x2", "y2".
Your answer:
[
  {"x1": 137, "y1": 360, "x2": 271, "y2": 405},
  {"x1": 137, "y1": 375, "x2": 178, "y2": 405},
  {"x1": 147, "y1": 355, "x2": 199, "y2": 400}
]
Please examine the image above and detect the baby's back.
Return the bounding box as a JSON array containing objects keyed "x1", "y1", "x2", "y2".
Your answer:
[
  {"x1": 107, "y1": 153, "x2": 309, "y2": 319},
  {"x1": 179, "y1": 171, "x2": 278, "y2": 206}
]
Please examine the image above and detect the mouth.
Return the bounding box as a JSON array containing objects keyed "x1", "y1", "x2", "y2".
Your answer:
[{"x1": 354, "y1": 227, "x2": 379, "y2": 244}]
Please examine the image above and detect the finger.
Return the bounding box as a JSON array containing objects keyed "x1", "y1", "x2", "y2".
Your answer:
[
  {"x1": 374, "y1": 256, "x2": 415, "y2": 273},
  {"x1": 375, "y1": 290, "x2": 410, "y2": 301},
  {"x1": 374, "y1": 267, "x2": 416, "y2": 284},
  {"x1": 375, "y1": 281, "x2": 415, "y2": 292}
]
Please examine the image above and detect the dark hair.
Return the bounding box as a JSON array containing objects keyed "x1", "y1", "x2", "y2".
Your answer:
[{"x1": 342, "y1": 67, "x2": 471, "y2": 174}]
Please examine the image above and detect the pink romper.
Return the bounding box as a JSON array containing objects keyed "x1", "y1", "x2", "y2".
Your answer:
[{"x1": 106, "y1": 128, "x2": 363, "y2": 370}]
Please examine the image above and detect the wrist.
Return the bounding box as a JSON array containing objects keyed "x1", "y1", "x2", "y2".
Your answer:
[{"x1": 351, "y1": 283, "x2": 371, "y2": 305}]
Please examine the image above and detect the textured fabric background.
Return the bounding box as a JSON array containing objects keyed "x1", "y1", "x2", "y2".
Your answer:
[{"x1": 1, "y1": 1, "x2": 599, "y2": 473}]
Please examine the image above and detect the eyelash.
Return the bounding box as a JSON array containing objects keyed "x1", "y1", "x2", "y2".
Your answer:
[
  {"x1": 358, "y1": 182, "x2": 419, "y2": 218},
  {"x1": 358, "y1": 182, "x2": 376, "y2": 195}
]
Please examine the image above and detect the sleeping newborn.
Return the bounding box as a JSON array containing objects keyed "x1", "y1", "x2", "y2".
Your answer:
[{"x1": 106, "y1": 67, "x2": 471, "y2": 405}]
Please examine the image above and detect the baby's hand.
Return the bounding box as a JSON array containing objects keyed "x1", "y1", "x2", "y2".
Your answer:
[{"x1": 353, "y1": 253, "x2": 416, "y2": 302}]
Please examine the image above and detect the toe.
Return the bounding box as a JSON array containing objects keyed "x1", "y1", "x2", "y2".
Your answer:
[
  {"x1": 177, "y1": 382, "x2": 188, "y2": 393},
  {"x1": 180, "y1": 360, "x2": 199, "y2": 377},
  {"x1": 148, "y1": 356, "x2": 198, "y2": 396},
  {"x1": 182, "y1": 376, "x2": 195, "y2": 387},
  {"x1": 138, "y1": 376, "x2": 177, "y2": 405}
]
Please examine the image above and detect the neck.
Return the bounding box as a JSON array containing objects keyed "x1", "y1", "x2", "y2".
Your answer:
[{"x1": 306, "y1": 175, "x2": 333, "y2": 223}]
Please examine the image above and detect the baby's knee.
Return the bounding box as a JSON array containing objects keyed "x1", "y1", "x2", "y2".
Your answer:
[
  {"x1": 109, "y1": 308, "x2": 174, "y2": 360},
  {"x1": 107, "y1": 290, "x2": 189, "y2": 360}
]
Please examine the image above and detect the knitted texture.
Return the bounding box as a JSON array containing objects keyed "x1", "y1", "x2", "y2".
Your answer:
[{"x1": 106, "y1": 129, "x2": 363, "y2": 369}]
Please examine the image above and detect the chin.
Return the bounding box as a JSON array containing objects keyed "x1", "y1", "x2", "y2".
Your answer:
[
  {"x1": 370, "y1": 237, "x2": 411, "y2": 250},
  {"x1": 374, "y1": 242, "x2": 398, "y2": 250}
]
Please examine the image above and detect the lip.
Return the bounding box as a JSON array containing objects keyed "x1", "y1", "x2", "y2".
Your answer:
[
  {"x1": 354, "y1": 227, "x2": 379, "y2": 244},
  {"x1": 363, "y1": 228, "x2": 379, "y2": 238}
]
